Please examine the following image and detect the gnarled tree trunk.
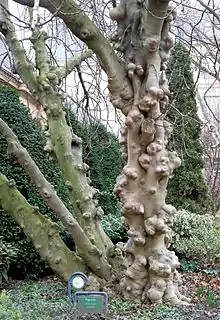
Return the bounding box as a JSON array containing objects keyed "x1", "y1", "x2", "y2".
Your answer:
[{"x1": 110, "y1": 0, "x2": 190, "y2": 304}]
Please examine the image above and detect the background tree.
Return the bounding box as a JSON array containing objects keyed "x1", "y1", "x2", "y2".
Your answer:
[
  {"x1": 166, "y1": 43, "x2": 215, "y2": 214},
  {"x1": 197, "y1": 91, "x2": 220, "y2": 208},
  {"x1": 172, "y1": 1, "x2": 220, "y2": 208}
]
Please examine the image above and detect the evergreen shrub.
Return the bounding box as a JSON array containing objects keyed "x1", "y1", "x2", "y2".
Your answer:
[{"x1": 166, "y1": 43, "x2": 215, "y2": 214}]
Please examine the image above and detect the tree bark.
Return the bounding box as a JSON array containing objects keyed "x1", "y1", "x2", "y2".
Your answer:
[
  {"x1": 111, "y1": 0, "x2": 190, "y2": 304},
  {"x1": 0, "y1": 173, "x2": 87, "y2": 280}
]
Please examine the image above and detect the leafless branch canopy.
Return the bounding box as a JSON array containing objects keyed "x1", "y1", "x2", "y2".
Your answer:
[{"x1": 3, "y1": 0, "x2": 220, "y2": 200}]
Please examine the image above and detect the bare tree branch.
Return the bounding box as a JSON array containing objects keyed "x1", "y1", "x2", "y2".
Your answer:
[
  {"x1": 2, "y1": 13, "x2": 38, "y2": 92},
  {"x1": 56, "y1": 48, "x2": 93, "y2": 80},
  {"x1": 11, "y1": 0, "x2": 133, "y2": 104},
  {"x1": 31, "y1": 0, "x2": 40, "y2": 29},
  {"x1": 196, "y1": 0, "x2": 220, "y2": 24}
]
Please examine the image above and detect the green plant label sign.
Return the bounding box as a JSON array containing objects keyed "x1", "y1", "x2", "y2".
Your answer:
[{"x1": 74, "y1": 292, "x2": 108, "y2": 314}]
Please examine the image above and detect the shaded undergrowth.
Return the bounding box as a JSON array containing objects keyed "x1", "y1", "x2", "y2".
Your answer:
[{"x1": 0, "y1": 275, "x2": 219, "y2": 320}]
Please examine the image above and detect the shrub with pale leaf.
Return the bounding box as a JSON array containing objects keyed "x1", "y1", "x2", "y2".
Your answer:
[{"x1": 172, "y1": 210, "x2": 220, "y2": 263}]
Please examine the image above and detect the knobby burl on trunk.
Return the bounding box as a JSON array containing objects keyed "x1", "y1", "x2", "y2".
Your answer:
[{"x1": 109, "y1": 0, "x2": 190, "y2": 304}]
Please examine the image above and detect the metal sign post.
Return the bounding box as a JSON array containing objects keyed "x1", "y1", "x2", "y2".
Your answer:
[
  {"x1": 67, "y1": 272, "x2": 108, "y2": 317},
  {"x1": 73, "y1": 291, "x2": 108, "y2": 314}
]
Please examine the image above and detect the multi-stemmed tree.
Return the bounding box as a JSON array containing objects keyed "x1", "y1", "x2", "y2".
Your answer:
[{"x1": 0, "y1": 0, "x2": 190, "y2": 304}]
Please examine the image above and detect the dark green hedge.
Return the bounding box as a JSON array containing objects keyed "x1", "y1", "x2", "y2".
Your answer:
[
  {"x1": 166, "y1": 43, "x2": 215, "y2": 214},
  {"x1": 0, "y1": 85, "x2": 72, "y2": 278}
]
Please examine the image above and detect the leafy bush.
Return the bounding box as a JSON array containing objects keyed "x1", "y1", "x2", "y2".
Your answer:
[
  {"x1": 172, "y1": 210, "x2": 220, "y2": 263},
  {"x1": 102, "y1": 213, "x2": 127, "y2": 244},
  {"x1": 0, "y1": 238, "x2": 18, "y2": 283},
  {"x1": 179, "y1": 258, "x2": 200, "y2": 273}
]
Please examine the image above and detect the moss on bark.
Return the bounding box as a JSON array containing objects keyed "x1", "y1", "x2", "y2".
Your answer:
[
  {"x1": 0, "y1": 174, "x2": 86, "y2": 280},
  {"x1": 66, "y1": 114, "x2": 124, "y2": 223},
  {"x1": 0, "y1": 115, "x2": 112, "y2": 280},
  {"x1": 1, "y1": 18, "x2": 113, "y2": 279},
  {"x1": 0, "y1": 85, "x2": 72, "y2": 278}
]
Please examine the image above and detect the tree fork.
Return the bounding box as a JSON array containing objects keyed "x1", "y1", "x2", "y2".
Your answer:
[
  {"x1": 111, "y1": 0, "x2": 190, "y2": 304},
  {"x1": 2, "y1": 0, "x2": 133, "y2": 109}
]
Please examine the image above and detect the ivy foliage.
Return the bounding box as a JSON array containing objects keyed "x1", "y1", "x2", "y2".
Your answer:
[
  {"x1": 0, "y1": 238, "x2": 18, "y2": 283},
  {"x1": 0, "y1": 85, "x2": 71, "y2": 278},
  {"x1": 1, "y1": 281, "x2": 219, "y2": 319},
  {"x1": 166, "y1": 43, "x2": 215, "y2": 214}
]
